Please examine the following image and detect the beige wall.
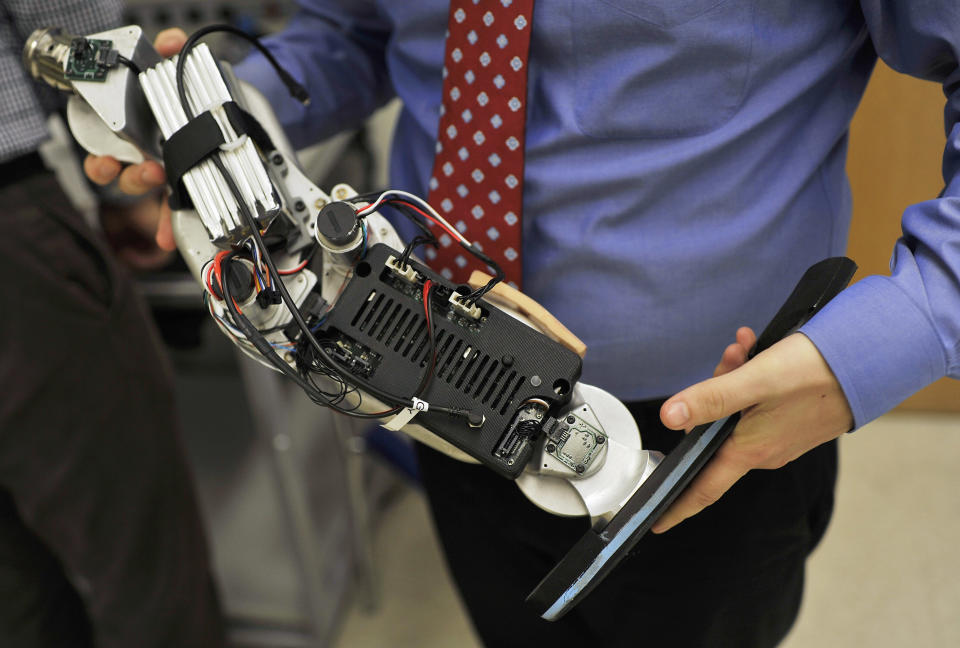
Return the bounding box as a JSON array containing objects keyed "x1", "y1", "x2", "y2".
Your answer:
[{"x1": 845, "y1": 62, "x2": 959, "y2": 411}]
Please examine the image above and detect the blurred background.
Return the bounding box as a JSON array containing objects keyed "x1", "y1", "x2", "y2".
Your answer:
[{"x1": 49, "y1": 2, "x2": 960, "y2": 646}]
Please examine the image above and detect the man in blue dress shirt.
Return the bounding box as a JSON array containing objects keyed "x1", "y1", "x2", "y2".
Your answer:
[{"x1": 89, "y1": 1, "x2": 960, "y2": 645}]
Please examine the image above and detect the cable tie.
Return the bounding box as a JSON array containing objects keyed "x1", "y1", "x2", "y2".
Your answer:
[
  {"x1": 219, "y1": 133, "x2": 248, "y2": 152},
  {"x1": 382, "y1": 405, "x2": 424, "y2": 431},
  {"x1": 411, "y1": 397, "x2": 429, "y2": 412}
]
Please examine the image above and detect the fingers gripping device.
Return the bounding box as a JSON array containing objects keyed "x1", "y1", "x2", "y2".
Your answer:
[{"x1": 25, "y1": 25, "x2": 857, "y2": 620}]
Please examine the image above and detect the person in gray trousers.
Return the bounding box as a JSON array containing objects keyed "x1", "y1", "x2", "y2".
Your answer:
[{"x1": 0, "y1": 2, "x2": 224, "y2": 645}]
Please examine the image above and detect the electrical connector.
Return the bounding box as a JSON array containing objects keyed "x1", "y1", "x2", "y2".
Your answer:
[
  {"x1": 385, "y1": 255, "x2": 419, "y2": 284},
  {"x1": 449, "y1": 292, "x2": 482, "y2": 320}
]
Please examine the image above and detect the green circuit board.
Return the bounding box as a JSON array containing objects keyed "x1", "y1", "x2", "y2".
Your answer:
[{"x1": 65, "y1": 38, "x2": 116, "y2": 82}]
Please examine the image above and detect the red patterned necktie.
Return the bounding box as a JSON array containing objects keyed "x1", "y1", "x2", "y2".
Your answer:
[{"x1": 426, "y1": 0, "x2": 534, "y2": 289}]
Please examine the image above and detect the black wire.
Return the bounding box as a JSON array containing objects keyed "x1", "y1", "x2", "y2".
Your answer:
[
  {"x1": 400, "y1": 235, "x2": 436, "y2": 268},
  {"x1": 220, "y1": 250, "x2": 396, "y2": 419},
  {"x1": 380, "y1": 200, "x2": 438, "y2": 242},
  {"x1": 175, "y1": 24, "x2": 309, "y2": 121},
  {"x1": 115, "y1": 54, "x2": 141, "y2": 75},
  {"x1": 296, "y1": 243, "x2": 321, "y2": 267},
  {"x1": 172, "y1": 25, "x2": 469, "y2": 420},
  {"x1": 209, "y1": 154, "x2": 415, "y2": 413},
  {"x1": 219, "y1": 252, "x2": 324, "y2": 398},
  {"x1": 461, "y1": 242, "x2": 505, "y2": 306},
  {"x1": 172, "y1": 26, "x2": 410, "y2": 419},
  {"x1": 354, "y1": 195, "x2": 502, "y2": 305}
]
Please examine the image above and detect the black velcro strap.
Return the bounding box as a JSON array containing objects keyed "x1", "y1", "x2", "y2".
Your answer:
[
  {"x1": 222, "y1": 101, "x2": 277, "y2": 156},
  {"x1": 161, "y1": 101, "x2": 277, "y2": 211},
  {"x1": 163, "y1": 110, "x2": 226, "y2": 211}
]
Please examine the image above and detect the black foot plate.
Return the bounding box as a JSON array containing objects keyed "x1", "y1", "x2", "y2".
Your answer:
[{"x1": 527, "y1": 256, "x2": 857, "y2": 620}]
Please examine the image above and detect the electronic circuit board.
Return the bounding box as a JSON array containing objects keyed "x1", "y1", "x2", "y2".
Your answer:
[{"x1": 65, "y1": 38, "x2": 116, "y2": 82}]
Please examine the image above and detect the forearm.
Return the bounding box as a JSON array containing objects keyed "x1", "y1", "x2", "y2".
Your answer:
[
  {"x1": 232, "y1": 0, "x2": 395, "y2": 148},
  {"x1": 799, "y1": 2, "x2": 960, "y2": 427}
]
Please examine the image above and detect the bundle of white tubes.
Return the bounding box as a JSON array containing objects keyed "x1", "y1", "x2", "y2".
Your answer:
[{"x1": 138, "y1": 44, "x2": 279, "y2": 240}]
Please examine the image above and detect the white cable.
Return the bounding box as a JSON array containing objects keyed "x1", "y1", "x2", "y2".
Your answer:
[
  {"x1": 139, "y1": 46, "x2": 281, "y2": 239},
  {"x1": 141, "y1": 66, "x2": 226, "y2": 237},
  {"x1": 180, "y1": 56, "x2": 257, "y2": 227},
  {"x1": 356, "y1": 190, "x2": 469, "y2": 245},
  {"x1": 187, "y1": 48, "x2": 268, "y2": 213},
  {"x1": 156, "y1": 59, "x2": 238, "y2": 232},
  {"x1": 193, "y1": 44, "x2": 275, "y2": 206}
]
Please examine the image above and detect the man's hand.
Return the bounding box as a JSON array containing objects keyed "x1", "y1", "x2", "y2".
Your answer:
[
  {"x1": 652, "y1": 328, "x2": 853, "y2": 534},
  {"x1": 82, "y1": 28, "x2": 188, "y2": 252},
  {"x1": 100, "y1": 192, "x2": 175, "y2": 270}
]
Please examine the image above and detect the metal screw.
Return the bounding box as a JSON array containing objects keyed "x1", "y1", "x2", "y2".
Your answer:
[
  {"x1": 314, "y1": 198, "x2": 327, "y2": 211},
  {"x1": 530, "y1": 375, "x2": 542, "y2": 387},
  {"x1": 507, "y1": 458, "x2": 515, "y2": 466},
  {"x1": 566, "y1": 415, "x2": 576, "y2": 424},
  {"x1": 294, "y1": 199, "x2": 306, "y2": 212},
  {"x1": 575, "y1": 465, "x2": 585, "y2": 474},
  {"x1": 546, "y1": 443, "x2": 556, "y2": 453},
  {"x1": 271, "y1": 153, "x2": 284, "y2": 165},
  {"x1": 596, "y1": 436, "x2": 606, "y2": 444}
]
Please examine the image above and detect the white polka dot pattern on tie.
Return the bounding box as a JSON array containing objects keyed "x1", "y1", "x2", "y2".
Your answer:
[{"x1": 427, "y1": 0, "x2": 535, "y2": 286}]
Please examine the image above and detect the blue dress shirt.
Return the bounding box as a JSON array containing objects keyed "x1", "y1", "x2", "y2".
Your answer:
[{"x1": 235, "y1": 0, "x2": 960, "y2": 428}]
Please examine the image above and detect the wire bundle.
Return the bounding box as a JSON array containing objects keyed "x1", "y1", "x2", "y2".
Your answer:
[
  {"x1": 352, "y1": 190, "x2": 505, "y2": 306},
  {"x1": 173, "y1": 26, "x2": 484, "y2": 424}
]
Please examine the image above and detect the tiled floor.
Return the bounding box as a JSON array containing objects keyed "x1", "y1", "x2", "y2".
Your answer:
[{"x1": 334, "y1": 411, "x2": 960, "y2": 648}]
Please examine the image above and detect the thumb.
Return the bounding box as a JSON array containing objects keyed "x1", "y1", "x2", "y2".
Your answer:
[
  {"x1": 154, "y1": 28, "x2": 188, "y2": 58},
  {"x1": 660, "y1": 364, "x2": 766, "y2": 431},
  {"x1": 156, "y1": 200, "x2": 176, "y2": 251}
]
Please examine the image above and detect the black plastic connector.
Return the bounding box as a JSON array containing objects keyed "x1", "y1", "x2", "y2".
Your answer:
[
  {"x1": 283, "y1": 292, "x2": 328, "y2": 342},
  {"x1": 256, "y1": 289, "x2": 282, "y2": 309}
]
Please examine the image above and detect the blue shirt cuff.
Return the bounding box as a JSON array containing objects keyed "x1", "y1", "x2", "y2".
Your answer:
[{"x1": 799, "y1": 275, "x2": 946, "y2": 429}]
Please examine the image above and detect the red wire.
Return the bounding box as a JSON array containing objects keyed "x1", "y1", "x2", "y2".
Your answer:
[
  {"x1": 277, "y1": 258, "x2": 310, "y2": 275},
  {"x1": 211, "y1": 250, "x2": 231, "y2": 300},
  {"x1": 387, "y1": 199, "x2": 463, "y2": 243},
  {"x1": 422, "y1": 279, "x2": 433, "y2": 324},
  {"x1": 205, "y1": 262, "x2": 216, "y2": 296},
  {"x1": 421, "y1": 279, "x2": 437, "y2": 385}
]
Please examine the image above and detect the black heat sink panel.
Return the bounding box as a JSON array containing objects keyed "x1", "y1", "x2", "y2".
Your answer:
[{"x1": 316, "y1": 243, "x2": 583, "y2": 479}]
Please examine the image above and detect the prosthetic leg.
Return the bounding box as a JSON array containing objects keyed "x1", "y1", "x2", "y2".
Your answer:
[{"x1": 24, "y1": 25, "x2": 856, "y2": 620}]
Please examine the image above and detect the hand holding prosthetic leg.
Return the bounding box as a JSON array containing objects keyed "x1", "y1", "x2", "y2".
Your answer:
[{"x1": 25, "y1": 24, "x2": 857, "y2": 620}]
